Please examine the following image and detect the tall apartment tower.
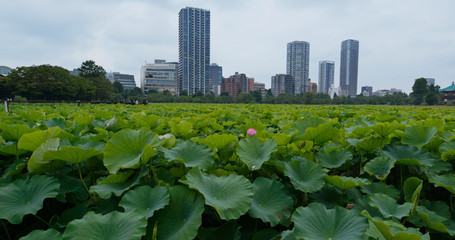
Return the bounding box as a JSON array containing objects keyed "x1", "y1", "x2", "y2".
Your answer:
[
  {"x1": 339, "y1": 39, "x2": 359, "y2": 97},
  {"x1": 318, "y1": 61, "x2": 335, "y2": 94},
  {"x1": 178, "y1": 7, "x2": 211, "y2": 95},
  {"x1": 287, "y1": 41, "x2": 310, "y2": 93}
]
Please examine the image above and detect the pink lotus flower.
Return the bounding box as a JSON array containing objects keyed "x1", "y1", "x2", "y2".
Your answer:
[{"x1": 247, "y1": 128, "x2": 256, "y2": 136}]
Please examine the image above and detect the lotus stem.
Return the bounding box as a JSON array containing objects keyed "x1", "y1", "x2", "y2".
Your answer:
[
  {"x1": 1, "y1": 219, "x2": 11, "y2": 240},
  {"x1": 78, "y1": 165, "x2": 94, "y2": 200},
  {"x1": 33, "y1": 214, "x2": 49, "y2": 226},
  {"x1": 451, "y1": 195, "x2": 453, "y2": 212}
]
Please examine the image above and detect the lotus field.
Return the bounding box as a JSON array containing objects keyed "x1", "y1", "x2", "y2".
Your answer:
[{"x1": 1, "y1": 103, "x2": 455, "y2": 239}]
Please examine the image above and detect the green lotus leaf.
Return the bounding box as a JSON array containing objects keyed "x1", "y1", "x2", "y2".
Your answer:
[
  {"x1": 43, "y1": 117, "x2": 67, "y2": 129},
  {"x1": 364, "y1": 156, "x2": 395, "y2": 180},
  {"x1": 169, "y1": 120, "x2": 196, "y2": 139},
  {"x1": 163, "y1": 140, "x2": 214, "y2": 170},
  {"x1": 361, "y1": 183, "x2": 400, "y2": 200},
  {"x1": 183, "y1": 167, "x2": 253, "y2": 220},
  {"x1": 0, "y1": 175, "x2": 60, "y2": 224},
  {"x1": 203, "y1": 134, "x2": 237, "y2": 150},
  {"x1": 151, "y1": 185, "x2": 204, "y2": 240},
  {"x1": 198, "y1": 220, "x2": 241, "y2": 240},
  {"x1": 104, "y1": 128, "x2": 158, "y2": 174},
  {"x1": 401, "y1": 125, "x2": 436, "y2": 148},
  {"x1": 0, "y1": 124, "x2": 32, "y2": 141},
  {"x1": 292, "y1": 202, "x2": 368, "y2": 240},
  {"x1": 0, "y1": 135, "x2": 5, "y2": 144},
  {"x1": 19, "y1": 228, "x2": 62, "y2": 240},
  {"x1": 356, "y1": 136, "x2": 383, "y2": 152},
  {"x1": 317, "y1": 149, "x2": 353, "y2": 168},
  {"x1": 90, "y1": 171, "x2": 142, "y2": 199},
  {"x1": 302, "y1": 123, "x2": 340, "y2": 145},
  {"x1": 428, "y1": 173, "x2": 455, "y2": 194},
  {"x1": 236, "y1": 137, "x2": 277, "y2": 171},
  {"x1": 248, "y1": 177, "x2": 293, "y2": 226},
  {"x1": 440, "y1": 140, "x2": 455, "y2": 153},
  {"x1": 416, "y1": 206, "x2": 455, "y2": 236},
  {"x1": 272, "y1": 132, "x2": 293, "y2": 146},
  {"x1": 371, "y1": 122, "x2": 396, "y2": 138},
  {"x1": 362, "y1": 211, "x2": 429, "y2": 240},
  {"x1": 18, "y1": 126, "x2": 62, "y2": 151},
  {"x1": 403, "y1": 177, "x2": 423, "y2": 216},
  {"x1": 284, "y1": 158, "x2": 325, "y2": 193},
  {"x1": 0, "y1": 141, "x2": 23, "y2": 156},
  {"x1": 441, "y1": 149, "x2": 455, "y2": 161},
  {"x1": 280, "y1": 230, "x2": 298, "y2": 240},
  {"x1": 382, "y1": 144, "x2": 437, "y2": 167},
  {"x1": 350, "y1": 126, "x2": 372, "y2": 138},
  {"x1": 44, "y1": 144, "x2": 102, "y2": 164},
  {"x1": 27, "y1": 138, "x2": 65, "y2": 174},
  {"x1": 63, "y1": 211, "x2": 147, "y2": 240},
  {"x1": 119, "y1": 185, "x2": 169, "y2": 219},
  {"x1": 325, "y1": 175, "x2": 370, "y2": 190},
  {"x1": 290, "y1": 117, "x2": 325, "y2": 136},
  {"x1": 368, "y1": 193, "x2": 412, "y2": 219}
]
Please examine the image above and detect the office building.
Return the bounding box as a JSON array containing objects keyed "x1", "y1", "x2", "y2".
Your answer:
[
  {"x1": 0, "y1": 66, "x2": 12, "y2": 76},
  {"x1": 220, "y1": 72, "x2": 253, "y2": 97},
  {"x1": 339, "y1": 39, "x2": 359, "y2": 97},
  {"x1": 318, "y1": 61, "x2": 335, "y2": 94},
  {"x1": 178, "y1": 7, "x2": 211, "y2": 95},
  {"x1": 361, "y1": 86, "x2": 373, "y2": 96},
  {"x1": 425, "y1": 78, "x2": 435, "y2": 86},
  {"x1": 210, "y1": 63, "x2": 222, "y2": 95},
  {"x1": 106, "y1": 72, "x2": 136, "y2": 89},
  {"x1": 287, "y1": 41, "x2": 310, "y2": 93},
  {"x1": 141, "y1": 59, "x2": 178, "y2": 94},
  {"x1": 253, "y1": 82, "x2": 266, "y2": 98},
  {"x1": 271, "y1": 74, "x2": 294, "y2": 96},
  {"x1": 220, "y1": 77, "x2": 239, "y2": 98}
]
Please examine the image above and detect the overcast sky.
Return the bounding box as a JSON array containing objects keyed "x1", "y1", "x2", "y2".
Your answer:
[{"x1": 1, "y1": 0, "x2": 454, "y2": 94}]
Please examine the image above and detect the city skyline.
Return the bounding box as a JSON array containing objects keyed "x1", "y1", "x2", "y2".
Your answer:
[{"x1": 1, "y1": 0, "x2": 454, "y2": 94}]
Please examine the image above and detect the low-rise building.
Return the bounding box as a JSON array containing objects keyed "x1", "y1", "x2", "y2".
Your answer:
[
  {"x1": 106, "y1": 72, "x2": 136, "y2": 89},
  {"x1": 271, "y1": 74, "x2": 294, "y2": 96},
  {"x1": 141, "y1": 60, "x2": 178, "y2": 94},
  {"x1": 253, "y1": 82, "x2": 266, "y2": 98},
  {"x1": 0, "y1": 66, "x2": 12, "y2": 76}
]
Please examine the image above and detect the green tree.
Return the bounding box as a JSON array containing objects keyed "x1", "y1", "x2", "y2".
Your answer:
[
  {"x1": 179, "y1": 90, "x2": 188, "y2": 96},
  {"x1": 303, "y1": 92, "x2": 315, "y2": 104},
  {"x1": 250, "y1": 90, "x2": 262, "y2": 103},
  {"x1": 193, "y1": 90, "x2": 204, "y2": 98},
  {"x1": 236, "y1": 92, "x2": 256, "y2": 103},
  {"x1": 113, "y1": 81, "x2": 124, "y2": 94},
  {"x1": 410, "y1": 78, "x2": 428, "y2": 105},
  {"x1": 77, "y1": 60, "x2": 113, "y2": 100},
  {"x1": 425, "y1": 84, "x2": 440, "y2": 105},
  {"x1": 220, "y1": 91, "x2": 229, "y2": 97}
]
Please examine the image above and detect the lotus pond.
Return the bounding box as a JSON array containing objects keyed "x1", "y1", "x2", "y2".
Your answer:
[{"x1": 1, "y1": 103, "x2": 455, "y2": 239}]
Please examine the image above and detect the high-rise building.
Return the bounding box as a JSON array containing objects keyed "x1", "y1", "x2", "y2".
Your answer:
[
  {"x1": 425, "y1": 78, "x2": 435, "y2": 86},
  {"x1": 287, "y1": 41, "x2": 310, "y2": 93},
  {"x1": 220, "y1": 78, "x2": 239, "y2": 98},
  {"x1": 178, "y1": 7, "x2": 211, "y2": 95},
  {"x1": 271, "y1": 74, "x2": 294, "y2": 96},
  {"x1": 361, "y1": 86, "x2": 373, "y2": 96},
  {"x1": 318, "y1": 61, "x2": 335, "y2": 94},
  {"x1": 339, "y1": 39, "x2": 359, "y2": 97},
  {"x1": 209, "y1": 63, "x2": 222, "y2": 95},
  {"x1": 106, "y1": 72, "x2": 136, "y2": 89},
  {"x1": 140, "y1": 59, "x2": 178, "y2": 94},
  {"x1": 220, "y1": 72, "x2": 253, "y2": 97}
]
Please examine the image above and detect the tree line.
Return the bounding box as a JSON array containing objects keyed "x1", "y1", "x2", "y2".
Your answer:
[{"x1": 0, "y1": 61, "x2": 442, "y2": 105}]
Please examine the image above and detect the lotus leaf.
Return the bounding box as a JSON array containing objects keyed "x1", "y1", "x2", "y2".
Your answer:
[
  {"x1": 416, "y1": 206, "x2": 455, "y2": 236},
  {"x1": 90, "y1": 170, "x2": 142, "y2": 199},
  {"x1": 368, "y1": 193, "x2": 412, "y2": 219},
  {"x1": 290, "y1": 117, "x2": 325, "y2": 136},
  {"x1": 355, "y1": 137, "x2": 382, "y2": 152},
  {"x1": 382, "y1": 144, "x2": 437, "y2": 167},
  {"x1": 302, "y1": 123, "x2": 340, "y2": 145},
  {"x1": 0, "y1": 175, "x2": 59, "y2": 224},
  {"x1": 440, "y1": 140, "x2": 455, "y2": 153},
  {"x1": 183, "y1": 167, "x2": 253, "y2": 220},
  {"x1": 119, "y1": 185, "x2": 169, "y2": 219},
  {"x1": 18, "y1": 126, "x2": 62, "y2": 151},
  {"x1": 163, "y1": 140, "x2": 214, "y2": 170},
  {"x1": 203, "y1": 134, "x2": 237, "y2": 150},
  {"x1": 364, "y1": 156, "x2": 395, "y2": 180},
  {"x1": 361, "y1": 182, "x2": 400, "y2": 199},
  {"x1": 44, "y1": 143, "x2": 102, "y2": 164},
  {"x1": 427, "y1": 173, "x2": 455, "y2": 194},
  {"x1": 103, "y1": 128, "x2": 158, "y2": 173},
  {"x1": 325, "y1": 175, "x2": 370, "y2": 190},
  {"x1": 19, "y1": 229, "x2": 62, "y2": 240},
  {"x1": 248, "y1": 177, "x2": 293, "y2": 226},
  {"x1": 151, "y1": 185, "x2": 204, "y2": 240},
  {"x1": 63, "y1": 211, "x2": 147, "y2": 240},
  {"x1": 401, "y1": 125, "x2": 437, "y2": 148},
  {"x1": 0, "y1": 124, "x2": 32, "y2": 141},
  {"x1": 198, "y1": 220, "x2": 241, "y2": 240},
  {"x1": 403, "y1": 177, "x2": 422, "y2": 216},
  {"x1": 27, "y1": 138, "x2": 65, "y2": 173},
  {"x1": 292, "y1": 202, "x2": 368, "y2": 240},
  {"x1": 317, "y1": 149, "x2": 353, "y2": 168},
  {"x1": 284, "y1": 158, "x2": 325, "y2": 193},
  {"x1": 236, "y1": 137, "x2": 277, "y2": 171}
]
